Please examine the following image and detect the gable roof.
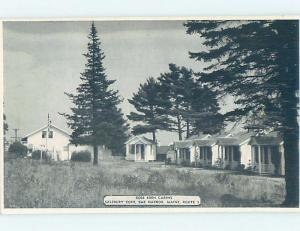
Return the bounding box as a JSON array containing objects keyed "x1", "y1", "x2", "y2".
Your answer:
[
  {"x1": 186, "y1": 133, "x2": 210, "y2": 140},
  {"x1": 216, "y1": 132, "x2": 254, "y2": 146},
  {"x1": 248, "y1": 136, "x2": 283, "y2": 146},
  {"x1": 23, "y1": 124, "x2": 71, "y2": 138},
  {"x1": 194, "y1": 139, "x2": 216, "y2": 147},
  {"x1": 174, "y1": 140, "x2": 193, "y2": 149},
  {"x1": 125, "y1": 136, "x2": 156, "y2": 145}
]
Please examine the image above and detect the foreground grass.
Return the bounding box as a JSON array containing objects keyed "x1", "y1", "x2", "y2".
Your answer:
[{"x1": 4, "y1": 158, "x2": 285, "y2": 208}]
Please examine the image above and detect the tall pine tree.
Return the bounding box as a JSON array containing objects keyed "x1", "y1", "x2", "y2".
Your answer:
[
  {"x1": 159, "y1": 63, "x2": 223, "y2": 140},
  {"x1": 189, "y1": 85, "x2": 224, "y2": 135},
  {"x1": 61, "y1": 22, "x2": 129, "y2": 165},
  {"x1": 185, "y1": 20, "x2": 299, "y2": 207},
  {"x1": 127, "y1": 77, "x2": 172, "y2": 141}
]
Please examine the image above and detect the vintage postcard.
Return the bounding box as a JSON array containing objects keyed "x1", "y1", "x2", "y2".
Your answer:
[{"x1": 1, "y1": 17, "x2": 299, "y2": 213}]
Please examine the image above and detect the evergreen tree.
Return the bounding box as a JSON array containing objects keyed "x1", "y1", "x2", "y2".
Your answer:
[
  {"x1": 127, "y1": 77, "x2": 172, "y2": 141},
  {"x1": 159, "y1": 63, "x2": 223, "y2": 140},
  {"x1": 185, "y1": 20, "x2": 299, "y2": 207},
  {"x1": 158, "y1": 64, "x2": 190, "y2": 140},
  {"x1": 3, "y1": 114, "x2": 8, "y2": 135},
  {"x1": 189, "y1": 85, "x2": 224, "y2": 135},
  {"x1": 61, "y1": 22, "x2": 129, "y2": 165}
]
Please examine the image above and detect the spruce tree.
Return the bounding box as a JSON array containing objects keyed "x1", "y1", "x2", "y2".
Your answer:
[
  {"x1": 3, "y1": 114, "x2": 8, "y2": 135},
  {"x1": 189, "y1": 85, "x2": 223, "y2": 135},
  {"x1": 61, "y1": 22, "x2": 129, "y2": 165},
  {"x1": 127, "y1": 77, "x2": 172, "y2": 141},
  {"x1": 185, "y1": 20, "x2": 299, "y2": 207},
  {"x1": 159, "y1": 63, "x2": 223, "y2": 140}
]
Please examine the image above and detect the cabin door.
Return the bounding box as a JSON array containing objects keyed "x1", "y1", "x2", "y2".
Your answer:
[{"x1": 141, "y1": 144, "x2": 145, "y2": 160}]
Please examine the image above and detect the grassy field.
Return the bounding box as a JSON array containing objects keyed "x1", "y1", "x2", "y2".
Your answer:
[{"x1": 4, "y1": 158, "x2": 285, "y2": 208}]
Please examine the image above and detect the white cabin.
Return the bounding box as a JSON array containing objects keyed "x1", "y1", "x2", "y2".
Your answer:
[
  {"x1": 22, "y1": 124, "x2": 70, "y2": 160},
  {"x1": 125, "y1": 136, "x2": 156, "y2": 162},
  {"x1": 173, "y1": 131, "x2": 285, "y2": 175},
  {"x1": 22, "y1": 124, "x2": 113, "y2": 161}
]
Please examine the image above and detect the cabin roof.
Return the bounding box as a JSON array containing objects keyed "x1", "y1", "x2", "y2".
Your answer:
[
  {"x1": 194, "y1": 139, "x2": 216, "y2": 147},
  {"x1": 174, "y1": 140, "x2": 193, "y2": 149},
  {"x1": 248, "y1": 136, "x2": 283, "y2": 146},
  {"x1": 216, "y1": 138, "x2": 240, "y2": 146},
  {"x1": 23, "y1": 124, "x2": 71, "y2": 138},
  {"x1": 125, "y1": 136, "x2": 156, "y2": 145},
  {"x1": 216, "y1": 132, "x2": 254, "y2": 146}
]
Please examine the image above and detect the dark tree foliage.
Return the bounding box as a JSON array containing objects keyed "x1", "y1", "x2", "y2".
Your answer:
[
  {"x1": 159, "y1": 63, "x2": 223, "y2": 140},
  {"x1": 3, "y1": 114, "x2": 8, "y2": 135},
  {"x1": 61, "y1": 22, "x2": 129, "y2": 165},
  {"x1": 190, "y1": 86, "x2": 224, "y2": 135},
  {"x1": 127, "y1": 77, "x2": 172, "y2": 141},
  {"x1": 185, "y1": 20, "x2": 299, "y2": 207},
  {"x1": 8, "y1": 142, "x2": 28, "y2": 157}
]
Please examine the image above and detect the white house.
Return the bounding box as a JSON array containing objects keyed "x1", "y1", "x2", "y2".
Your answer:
[
  {"x1": 125, "y1": 136, "x2": 156, "y2": 162},
  {"x1": 22, "y1": 123, "x2": 112, "y2": 161},
  {"x1": 22, "y1": 124, "x2": 71, "y2": 160},
  {"x1": 248, "y1": 135, "x2": 285, "y2": 175},
  {"x1": 173, "y1": 131, "x2": 285, "y2": 175},
  {"x1": 215, "y1": 132, "x2": 254, "y2": 170},
  {"x1": 173, "y1": 133, "x2": 231, "y2": 165}
]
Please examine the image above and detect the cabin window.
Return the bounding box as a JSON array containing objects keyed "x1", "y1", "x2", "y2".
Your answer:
[
  {"x1": 49, "y1": 131, "x2": 53, "y2": 138},
  {"x1": 229, "y1": 151, "x2": 233, "y2": 161},
  {"x1": 254, "y1": 146, "x2": 259, "y2": 163},
  {"x1": 141, "y1": 144, "x2": 145, "y2": 155},
  {"x1": 179, "y1": 149, "x2": 186, "y2": 159},
  {"x1": 200, "y1": 147, "x2": 204, "y2": 159},
  {"x1": 129, "y1": 144, "x2": 135, "y2": 154},
  {"x1": 233, "y1": 147, "x2": 240, "y2": 161},
  {"x1": 185, "y1": 151, "x2": 190, "y2": 160},
  {"x1": 225, "y1": 147, "x2": 229, "y2": 160},
  {"x1": 207, "y1": 150, "x2": 212, "y2": 160},
  {"x1": 42, "y1": 131, "x2": 47, "y2": 138},
  {"x1": 136, "y1": 144, "x2": 140, "y2": 153},
  {"x1": 263, "y1": 146, "x2": 269, "y2": 164}
]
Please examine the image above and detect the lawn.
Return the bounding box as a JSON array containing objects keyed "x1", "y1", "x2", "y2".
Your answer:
[{"x1": 4, "y1": 158, "x2": 285, "y2": 208}]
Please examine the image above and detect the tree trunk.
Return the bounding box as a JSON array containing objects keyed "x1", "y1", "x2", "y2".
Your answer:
[
  {"x1": 281, "y1": 58, "x2": 299, "y2": 207},
  {"x1": 280, "y1": 20, "x2": 299, "y2": 207},
  {"x1": 177, "y1": 114, "x2": 182, "y2": 141},
  {"x1": 186, "y1": 120, "x2": 190, "y2": 139},
  {"x1": 282, "y1": 129, "x2": 299, "y2": 207},
  {"x1": 93, "y1": 145, "x2": 98, "y2": 165}
]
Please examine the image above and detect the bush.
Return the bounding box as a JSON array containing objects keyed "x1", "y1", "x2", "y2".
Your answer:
[
  {"x1": 8, "y1": 142, "x2": 28, "y2": 158},
  {"x1": 71, "y1": 151, "x2": 91, "y2": 162},
  {"x1": 213, "y1": 158, "x2": 223, "y2": 169},
  {"x1": 182, "y1": 161, "x2": 191, "y2": 167},
  {"x1": 31, "y1": 150, "x2": 51, "y2": 160},
  {"x1": 235, "y1": 164, "x2": 245, "y2": 171}
]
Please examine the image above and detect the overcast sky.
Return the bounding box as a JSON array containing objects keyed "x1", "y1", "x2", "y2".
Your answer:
[{"x1": 4, "y1": 20, "x2": 220, "y2": 145}]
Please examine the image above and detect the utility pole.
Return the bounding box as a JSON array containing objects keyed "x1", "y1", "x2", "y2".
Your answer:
[{"x1": 11, "y1": 128, "x2": 20, "y2": 142}]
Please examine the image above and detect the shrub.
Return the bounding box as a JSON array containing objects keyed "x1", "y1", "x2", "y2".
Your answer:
[
  {"x1": 182, "y1": 161, "x2": 191, "y2": 167},
  {"x1": 165, "y1": 157, "x2": 172, "y2": 164},
  {"x1": 31, "y1": 150, "x2": 51, "y2": 160},
  {"x1": 8, "y1": 142, "x2": 28, "y2": 158},
  {"x1": 213, "y1": 158, "x2": 223, "y2": 169},
  {"x1": 235, "y1": 164, "x2": 245, "y2": 171},
  {"x1": 71, "y1": 151, "x2": 91, "y2": 162}
]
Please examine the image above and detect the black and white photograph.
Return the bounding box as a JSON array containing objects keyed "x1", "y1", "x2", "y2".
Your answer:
[{"x1": 2, "y1": 19, "x2": 299, "y2": 210}]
